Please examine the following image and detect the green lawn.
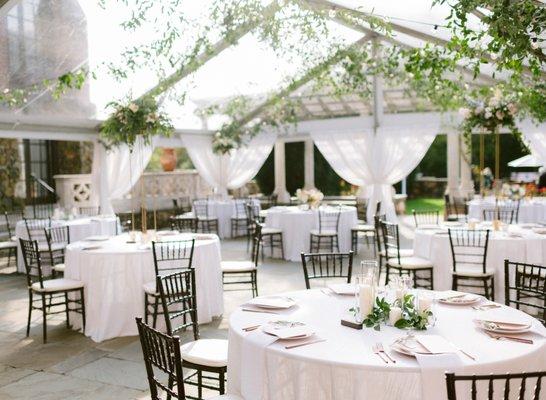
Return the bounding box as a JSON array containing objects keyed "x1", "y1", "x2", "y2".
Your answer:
[{"x1": 405, "y1": 197, "x2": 445, "y2": 214}]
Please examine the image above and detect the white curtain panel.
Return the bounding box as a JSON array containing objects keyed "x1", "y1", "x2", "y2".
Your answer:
[
  {"x1": 312, "y1": 128, "x2": 436, "y2": 221},
  {"x1": 182, "y1": 132, "x2": 277, "y2": 194},
  {"x1": 91, "y1": 137, "x2": 155, "y2": 214},
  {"x1": 521, "y1": 122, "x2": 546, "y2": 164}
]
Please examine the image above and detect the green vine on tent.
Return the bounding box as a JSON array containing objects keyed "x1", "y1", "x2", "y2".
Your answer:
[{"x1": 99, "y1": 96, "x2": 174, "y2": 149}]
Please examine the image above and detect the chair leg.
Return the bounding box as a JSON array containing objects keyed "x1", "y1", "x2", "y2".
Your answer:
[
  {"x1": 65, "y1": 292, "x2": 70, "y2": 328},
  {"x1": 490, "y1": 277, "x2": 495, "y2": 302},
  {"x1": 152, "y1": 296, "x2": 159, "y2": 329},
  {"x1": 26, "y1": 291, "x2": 33, "y2": 337},
  {"x1": 81, "y1": 288, "x2": 86, "y2": 333},
  {"x1": 385, "y1": 264, "x2": 391, "y2": 286},
  {"x1": 144, "y1": 294, "x2": 149, "y2": 325},
  {"x1": 197, "y1": 370, "x2": 203, "y2": 400},
  {"x1": 219, "y1": 369, "x2": 226, "y2": 394},
  {"x1": 41, "y1": 295, "x2": 47, "y2": 343},
  {"x1": 429, "y1": 268, "x2": 434, "y2": 290}
]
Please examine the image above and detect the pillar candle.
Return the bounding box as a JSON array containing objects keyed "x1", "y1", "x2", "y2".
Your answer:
[
  {"x1": 419, "y1": 295, "x2": 433, "y2": 312},
  {"x1": 389, "y1": 306, "x2": 402, "y2": 326},
  {"x1": 359, "y1": 284, "x2": 375, "y2": 318}
]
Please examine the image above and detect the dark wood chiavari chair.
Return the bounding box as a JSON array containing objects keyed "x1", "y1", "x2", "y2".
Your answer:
[
  {"x1": 144, "y1": 239, "x2": 195, "y2": 328},
  {"x1": 254, "y1": 221, "x2": 284, "y2": 259},
  {"x1": 374, "y1": 214, "x2": 394, "y2": 277},
  {"x1": 78, "y1": 206, "x2": 101, "y2": 217},
  {"x1": 157, "y1": 270, "x2": 228, "y2": 399},
  {"x1": 230, "y1": 199, "x2": 249, "y2": 238},
  {"x1": 310, "y1": 206, "x2": 341, "y2": 253},
  {"x1": 193, "y1": 199, "x2": 219, "y2": 234},
  {"x1": 173, "y1": 196, "x2": 192, "y2": 214},
  {"x1": 24, "y1": 217, "x2": 51, "y2": 244},
  {"x1": 300, "y1": 251, "x2": 354, "y2": 289},
  {"x1": 504, "y1": 259, "x2": 545, "y2": 325},
  {"x1": 496, "y1": 198, "x2": 521, "y2": 222},
  {"x1": 19, "y1": 238, "x2": 85, "y2": 343},
  {"x1": 412, "y1": 209, "x2": 440, "y2": 227},
  {"x1": 483, "y1": 207, "x2": 515, "y2": 224},
  {"x1": 44, "y1": 225, "x2": 70, "y2": 276},
  {"x1": 445, "y1": 194, "x2": 468, "y2": 222},
  {"x1": 445, "y1": 371, "x2": 545, "y2": 400},
  {"x1": 448, "y1": 228, "x2": 494, "y2": 300},
  {"x1": 244, "y1": 202, "x2": 262, "y2": 252},
  {"x1": 135, "y1": 317, "x2": 238, "y2": 400},
  {"x1": 170, "y1": 215, "x2": 197, "y2": 233},
  {"x1": 382, "y1": 221, "x2": 433, "y2": 289},
  {"x1": 221, "y1": 237, "x2": 260, "y2": 297},
  {"x1": 0, "y1": 211, "x2": 22, "y2": 269}
]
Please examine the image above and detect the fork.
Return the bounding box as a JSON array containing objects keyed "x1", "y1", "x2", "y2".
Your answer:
[
  {"x1": 376, "y1": 343, "x2": 396, "y2": 363},
  {"x1": 372, "y1": 344, "x2": 389, "y2": 364},
  {"x1": 485, "y1": 331, "x2": 533, "y2": 344}
]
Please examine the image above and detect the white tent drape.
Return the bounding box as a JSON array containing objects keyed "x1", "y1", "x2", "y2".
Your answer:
[
  {"x1": 182, "y1": 133, "x2": 277, "y2": 195},
  {"x1": 521, "y1": 122, "x2": 546, "y2": 165},
  {"x1": 91, "y1": 137, "x2": 155, "y2": 214},
  {"x1": 312, "y1": 127, "x2": 436, "y2": 221}
]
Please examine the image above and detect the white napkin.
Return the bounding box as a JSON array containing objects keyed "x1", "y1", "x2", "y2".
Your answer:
[
  {"x1": 327, "y1": 283, "x2": 356, "y2": 295},
  {"x1": 415, "y1": 335, "x2": 457, "y2": 354},
  {"x1": 240, "y1": 330, "x2": 278, "y2": 400},
  {"x1": 415, "y1": 353, "x2": 463, "y2": 400}
]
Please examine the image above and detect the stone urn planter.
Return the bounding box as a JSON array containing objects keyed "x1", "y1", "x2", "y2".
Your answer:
[{"x1": 160, "y1": 148, "x2": 177, "y2": 172}]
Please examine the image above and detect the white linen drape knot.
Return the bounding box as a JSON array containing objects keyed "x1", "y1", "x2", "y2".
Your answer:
[{"x1": 182, "y1": 132, "x2": 277, "y2": 194}]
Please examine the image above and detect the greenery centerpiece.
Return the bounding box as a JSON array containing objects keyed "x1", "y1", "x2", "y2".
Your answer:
[{"x1": 99, "y1": 96, "x2": 174, "y2": 149}]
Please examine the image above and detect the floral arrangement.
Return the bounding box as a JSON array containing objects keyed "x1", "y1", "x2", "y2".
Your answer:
[
  {"x1": 296, "y1": 188, "x2": 324, "y2": 209},
  {"x1": 100, "y1": 96, "x2": 174, "y2": 149},
  {"x1": 501, "y1": 183, "x2": 526, "y2": 199},
  {"x1": 458, "y1": 88, "x2": 521, "y2": 141}
]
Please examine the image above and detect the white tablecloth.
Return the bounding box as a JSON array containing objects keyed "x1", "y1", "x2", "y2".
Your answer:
[
  {"x1": 64, "y1": 233, "x2": 223, "y2": 342},
  {"x1": 264, "y1": 206, "x2": 358, "y2": 262},
  {"x1": 15, "y1": 216, "x2": 119, "y2": 272},
  {"x1": 468, "y1": 198, "x2": 546, "y2": 223},
  {"x1": 228, "y1": 289, "x2": 546, "y2": 400},
  {"x1": 413, "y1": 225, "x2": 546, "y2": 302}
]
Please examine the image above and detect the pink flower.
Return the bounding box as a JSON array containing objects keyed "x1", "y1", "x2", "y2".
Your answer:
[{"x1": 495, "y1": 110, "x2": 504, "y2": 120}]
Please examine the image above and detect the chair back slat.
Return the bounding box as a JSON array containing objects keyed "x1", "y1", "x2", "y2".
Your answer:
[
  {"x1": 381, "y1": 221, "x2": 402, "y2": 262},
  {"x1": 483, "y1": 207, "x2": 515, "y2": 224},
  {"x1": 152, "y1": 239, "x2": 195, "y2": 277},
  {"x1": 412, "y1": 209, "x2": 440, "y2": 227},
  {"x1": 448, "y1": 229, "x2": 490, "y2": 274},
  {"x1": 233, "y1": 199, "x2": 247, "y2": 218},
  {"x1": 135, "y1": 318, "x2": 185, "y2": 400},
  {"x1": 24, "y1": 218, "x2": 51, "y2": 243},
  {"x1": 44, "y1": 226, "x2": 69, "y2": 266},
  {"x1": 445, "y1": 371, "x2": 545, "y2": 400},
  {"x1": 78, "y1": 206, "x2": 100, "y2": 217},
  {"x1": 169, "y1": 216, "x2": 197, "y2": 233},
  {"x1": 19, "y1": 238, "x2": 46, "y2": 288},
  {"x1": 318, "y1": 206, "x2": 341, "y2": 233},
  {"x1": 33, "y1": 203, "x2": 54, "y2": 219},
  {"x1": 193, "y1": 199, "x2": 212, "y2": 218},
  {"x1": 157, "y1": 270, "x2": 198, "y2": 338},
  {"x1": 300, "y1": 252, "x2": 353, "y2": 289},
  {"x1": 2, "y1": 210, "x2": 23, "y2": 241},
  {"x1": 504, "y1": 259, "x2": 546, "y2": 325}
]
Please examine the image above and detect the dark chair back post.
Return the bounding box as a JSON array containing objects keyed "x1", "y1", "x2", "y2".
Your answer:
[
  {"x1": 157, "y1": 270, "x2": 199, "y2": 339},
  {"x1": 374, "y1": 214, "x2": 386, "y2": 256},
  {"x1": 412, "y1": 210, "x2": 440, "y2": 227},
  {"x1": 251, "y1": 236, "x2": 261, "y2": 266},
  {"x1": 300, "y1": 252, "x2": 354, "y2": 289},
  {"x1": 504, "y1": 259, "x2": 546, "y2": 324},
  {"x1": 318, "y1": 206, "x2": 341, "y2": 233},
  {"x1": 135, "y1": 318, "x2": 186, "y2": 400},
  {"x1": 445, "y1": 371, "x2": 545, "y2": 400},
  {"x1": 24, "y1": 218, "x2": 51, "y2": 243}
]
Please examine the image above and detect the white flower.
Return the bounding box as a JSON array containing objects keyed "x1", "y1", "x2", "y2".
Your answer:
[
  {"x1": 146, "y1": 113, "x2": 157, "y2": 123},
  {"x1": 484, "y1": 110, "x2": 492, "y2": 119},
  {"x1": 474, "y1": 105, "x2": 484, "y2": 115},
  {"x1": 507, "y1": 102, "x2": 518, "y2": 116},
  {"x1": 2, "y1": 88, "x2": 9, "y2": 94},
  {"x1": 495, "y1": 110, "x2": 504, "y2": 120},
  {"x1": 458, "y1": 107, "x2": 471, "y2": 118},
  {"x1": 128, "y1": 102, "x2": 139, "y2": 113}
]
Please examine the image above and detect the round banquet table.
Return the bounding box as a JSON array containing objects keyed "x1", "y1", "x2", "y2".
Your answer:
[
  {"x1": 227, "y1": 289, "x2": 546, "y2": 400},
  {"x1": 192, "y1": 199, "x2": 261, "y2": 239},
  {"x1": 64, "y1": 233, "x2": 223, "y2": 342},
  {"x1": 15, "y1": 216, "x2": 119, "y2": 273},
  {"x1": 264, "y1": 206, "x2": 358, "y2": 262},
  {"x1": 413, "y1": 224, "x2": 546, "y2": 302},
  {"x1": 468, "y1": 197, "x2": 546, "y2": 223}
]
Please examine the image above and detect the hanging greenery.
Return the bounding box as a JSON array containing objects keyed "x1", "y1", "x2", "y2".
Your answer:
[{"x1": 99, "y1": 96, "x2": 174, "y2": 149}]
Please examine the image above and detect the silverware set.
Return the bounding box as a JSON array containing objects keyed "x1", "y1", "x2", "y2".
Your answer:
[
  {"x1": 472, "y1": 304, "x2": 501, "y2": 311},
  {"x1": 372, "y1": 343, "x2": 396, "y2": 364},
  {"x1": 485, "y1": 331, "x2": 534, "y2": 344},
  {"x1": 242, "y1": 324, "x2": 261, "y2": 332}
]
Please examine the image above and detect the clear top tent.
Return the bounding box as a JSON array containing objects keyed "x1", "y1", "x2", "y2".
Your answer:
[{"x1": 0, "y1": 0, "x2": 516, "y2": 135}]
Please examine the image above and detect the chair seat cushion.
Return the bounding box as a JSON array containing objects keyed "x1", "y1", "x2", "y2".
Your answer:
[
  {"x1": 352, "y1": 224, "x2": 374, "y2": 232},
  {"x1": 0, "y1": 241, "x2": 17, "y2": 249},
  {"x1": 142, "y1": 280, "x2": 157, "y2": 295},
  {"x1": 197, "y1": 216, "x2": 218, "y2": 221},
  {"x1": 262, "y1": 227, "x2": 282, "y2": 235},
  {"x1": 221, "y1": 260, "x2": 256, "y2": 272},
  {"x1": 380, "y1": 249, "x2": 414, "y2": 258},
  {"x1": 310, "y1": 229, "x2": 337, "y2": 236},
  {"x1": 180, "y1": 339, "x2": 228, "y2": 368},
  {"x1": 37, "y1": 242, "x2": 65, "y2": 252},
  {"x1": 452, "y1": 267, "x2": 495, "y2": 277},
  {"x1": 31, "y1": 278, "x2": 83, "y2": 292},
  {"x1": 388, "y1": 256, "x2": 433, "y2": 269},
  {"x1": 53, "y1": 263, "x2": 65, "y2": 273}
]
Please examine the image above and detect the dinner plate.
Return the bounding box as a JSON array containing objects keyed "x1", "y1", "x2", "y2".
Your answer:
[
  {"x1": 262, "y1": 320, "x2": 315, "y2": 340},
  {"x1": 438, "y1": 294, "x2": 481, "y2": 305},
  {"x1": 473, "y1": 319, "x2": 532, "y2": 334},
  {"x1": 247, "y1": 296, "x2": 297, "y2": 309}
]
